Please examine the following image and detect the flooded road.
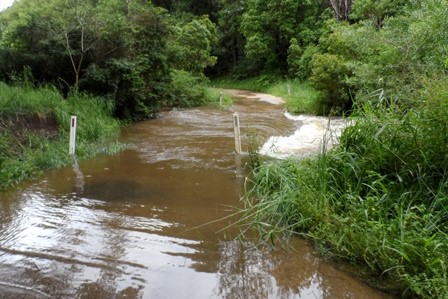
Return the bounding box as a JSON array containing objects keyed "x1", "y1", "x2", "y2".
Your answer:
[{"x1": 0, "y1": 90, "x2": 393, "y2": 298}]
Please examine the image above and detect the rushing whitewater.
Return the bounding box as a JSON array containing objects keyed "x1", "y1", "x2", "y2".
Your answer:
[{"x1": 260, "y1": 113, "x2": 347, "y2": 159}]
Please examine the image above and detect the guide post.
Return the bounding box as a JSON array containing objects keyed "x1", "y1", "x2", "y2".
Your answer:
[
  {"x1": 233, "y1": 113, "x2": 241, "y2": 154},
  {"x1": 69, "y1": 116, "x2": 77, "y2": 155}
]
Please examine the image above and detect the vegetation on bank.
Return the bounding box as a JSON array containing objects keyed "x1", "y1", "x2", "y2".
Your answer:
[
  {"x1": 0, "y1": 76, "x2": 227, "y2": 190},
  {"x1": 0, "y1": 82, "x2": 121, "y2": 190},
  {"x1": 243, "y1": 82, "x2": 448, "y2": 297},
  {"x1": 213, "y1": 77, "x2": 321, "y2": 115},
  {"x1": 0, "y1": 0, "x2": 219, "y2": 120}
]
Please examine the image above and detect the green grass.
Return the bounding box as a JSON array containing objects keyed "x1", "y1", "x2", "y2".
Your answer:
[
  {"x1": 212, "y1": 76, "x2": 322, "y2": 115},
  {"x1": 0, "y1": 82, "x2": 122, "y2": 190},
  {"x1": 204, "y1": 88, "x2": 233, "y2": 109},
  {"x1": 265, "y1": 81, "x2": 321, "y2": 115},
  {"x1": 0, "y1": 82, "x2": 63, "y2": 115},
  {"x1": 241, "y1": 80, "x2": 448, "y2": 298}
]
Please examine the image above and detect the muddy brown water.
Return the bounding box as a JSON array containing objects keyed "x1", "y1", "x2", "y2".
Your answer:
[{"x1": 0, "y1": 90, "x2": 394, "y2": 298}]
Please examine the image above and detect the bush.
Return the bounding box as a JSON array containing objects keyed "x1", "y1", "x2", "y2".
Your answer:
[
  {"x1": 167, "y1": 70, "x2": 212, "y2": 107},
  {"x1": 310, "y1": 53, "x2": 353, "y2": 114},
  {"x1": 81, "y1": 58, "x2": 165, "y2": 120},
  {"x1": 296, "y1": 44, "x2": 319, "y2": 80}
]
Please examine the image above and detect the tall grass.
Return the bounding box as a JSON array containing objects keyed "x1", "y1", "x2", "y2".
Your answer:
[
  {"x1": 212, "y1": 76, "x2": 322, "y2": 115},
  {"x1": 242, "y1": 80, "x2": 448, "y2": 298},
  {"x1": 0, "y1": 82, "x2": 122, "y2": 190},
  {"x1": 0, "y1": 82, "x2": 63, "y2": 115}
]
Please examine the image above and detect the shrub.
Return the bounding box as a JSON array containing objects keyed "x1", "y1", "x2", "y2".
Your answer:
[
  {"x1": 167, "y1": 70, "x2": 212, "y2": 107},
  {"x1": 310, "y1": 53, "x2": 353, "y2": 114}
]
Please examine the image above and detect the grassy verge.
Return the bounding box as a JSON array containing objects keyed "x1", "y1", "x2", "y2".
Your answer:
[
  {"x1": 241, "y1": 80, "x2": 448, "y2": 298},
  {"x1": 0, "y1": 82, "x2": 122, "y2": 190},
  {"x1": 212, "y1": 76, "x2": 321, "y2": 115}
]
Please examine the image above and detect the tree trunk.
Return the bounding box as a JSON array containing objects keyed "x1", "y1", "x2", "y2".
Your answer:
[{"x1": 329, "y1": 0, "x2": 352, "y2": 21}]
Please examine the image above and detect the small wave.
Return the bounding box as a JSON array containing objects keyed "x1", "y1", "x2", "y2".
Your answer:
[{"x1": 0, "y1": 280, "x2": 52, "y2": 298}]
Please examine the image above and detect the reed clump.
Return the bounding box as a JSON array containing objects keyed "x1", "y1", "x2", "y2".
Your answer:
[{"x1": 243, "y1": 81, "x2": 448, "y2": 298}]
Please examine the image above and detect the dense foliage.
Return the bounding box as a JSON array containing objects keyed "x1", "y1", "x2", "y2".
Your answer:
[
  {"x1": 2, "y1": 0, "x2": 446, "y2": 117},
  {"x1": 0, "y1": 0, "x2": 218, "y2": 120}
]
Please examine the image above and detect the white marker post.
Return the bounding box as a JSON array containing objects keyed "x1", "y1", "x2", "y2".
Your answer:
[
  {"x1": 69, "y1": 116, "x2": 77, "y2": 155},
  {"x1": 233, "y1": 113, "x2": 242, "y2": 154}
]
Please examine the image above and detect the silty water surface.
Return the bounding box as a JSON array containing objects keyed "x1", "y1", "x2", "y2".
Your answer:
[{"x1": 0, "y1": 90, "x2": 393, "y2": 298}]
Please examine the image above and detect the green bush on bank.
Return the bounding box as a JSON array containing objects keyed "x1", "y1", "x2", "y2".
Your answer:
[
  {"x1": 167, "y1": 70, "x2": 214, "y2": 107},
  {"x1": 0, "y1": 82, "x2": 121, "y2": 190},
  {"x1": 243, "y1": 80, "x2": 448, "y2": 298}
]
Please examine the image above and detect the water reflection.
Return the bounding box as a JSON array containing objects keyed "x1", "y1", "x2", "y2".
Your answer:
[{"x1": 0, "y1": 91, "x2": 393, "y2": 298}]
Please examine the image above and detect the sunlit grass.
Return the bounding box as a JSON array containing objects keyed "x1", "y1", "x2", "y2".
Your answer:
[
  {"x1": 264, "y1": 81, "x2": 321, "y2": 115},
  {"x1": 0, "y1": 82, "x2": 64, "y2": 115}
]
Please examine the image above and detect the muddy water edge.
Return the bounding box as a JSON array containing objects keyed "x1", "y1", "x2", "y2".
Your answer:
[{"x1": 0, "y1": 90, "x2": 395, "y2": 298}]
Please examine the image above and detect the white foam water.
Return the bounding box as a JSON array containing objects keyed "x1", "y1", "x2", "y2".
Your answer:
[{"x1": 259, "y1": 112, "x2": 347, "y2": 159}]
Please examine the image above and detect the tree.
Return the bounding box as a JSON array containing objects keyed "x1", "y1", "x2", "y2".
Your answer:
[
  {"x1": 350, "y1": 0, "x2": 412, "y2": 28},
  {"x1": 154, "y1": 0, "x2": 220, "y2": 22},
  {"x1": 212, "y1": 0, "x2": 245, "y2": 75},
  {"x1": 0, "y1": 0, "x2": 101, "y2": 91},
  {"x1": 82, "y1": 1, "x2": 173, "y2": 119},
  {"x1": 169, "y1": 15, "x2": 218, "y2": 75},
  {"x1": 47, "y1": 0, "x2": 102, "y2": 92},
  {"x1": 240, "y1": 0, "x2": 329, "y2": 74}
]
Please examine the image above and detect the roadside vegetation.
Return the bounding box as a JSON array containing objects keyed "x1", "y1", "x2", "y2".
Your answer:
[
  {"x1": 244, "y1": 82, "x2": 448, "y2": 297},
  {"x1": 1, "y1": 0, "x2": 447, "y2": 297},
  {"x1": 0, "y1": 82, "x2": 121, "y2": 190}
]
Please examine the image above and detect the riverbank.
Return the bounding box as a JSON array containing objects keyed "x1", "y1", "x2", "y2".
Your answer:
[
  {"x1": 232, "y1": 79, "x2": 448, "y2": 298},
  {"x1": 0, "y1": 83, "x2": 122, "y2": 190}
]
